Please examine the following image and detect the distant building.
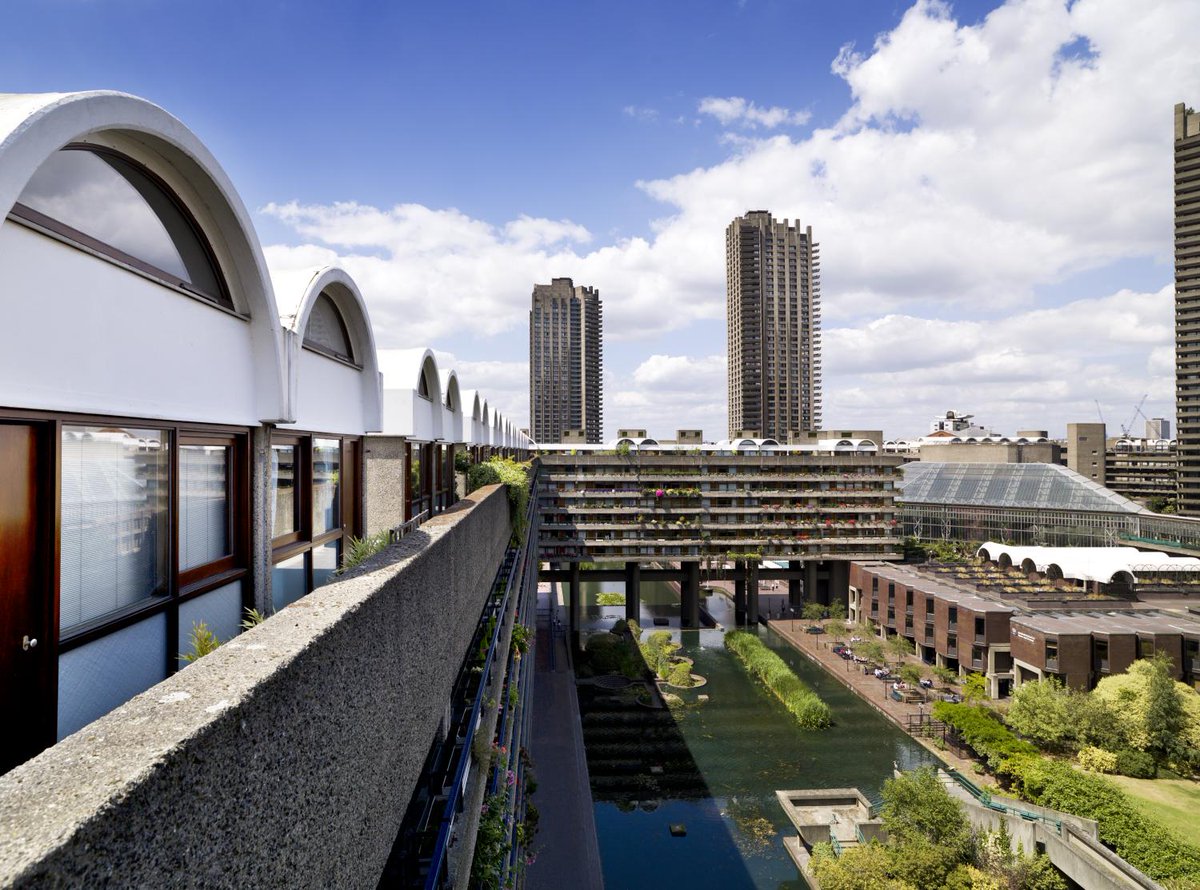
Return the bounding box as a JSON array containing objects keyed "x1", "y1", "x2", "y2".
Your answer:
[
  {"x1": 529, "y1": 278, "x2": 603, "y2": 444},
  {"x1": 725, "y1": 211, "x2": 821, "y2": 440},
  {"x1": 1146, "y1": 416, "x2": 1171, "y2": 440},
  {"x1": 1176, "y1": 102, "x2": 1200, "y2": 513},
  {"x1": 884, "y1": 411, "x2": 1060, "y2": 465},
  {"x1": 1065, "y1": 422, "x2": 1107, "y2": 486}
]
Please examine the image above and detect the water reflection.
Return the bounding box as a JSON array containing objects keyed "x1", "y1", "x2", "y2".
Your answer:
[{"x1": 576, "y1": 580, "x2": 938, "y2": 889}]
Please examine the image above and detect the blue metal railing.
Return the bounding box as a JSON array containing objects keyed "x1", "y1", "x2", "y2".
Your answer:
[{"x1": 423, "y1": 472, "x2": 539, "y2": 889}]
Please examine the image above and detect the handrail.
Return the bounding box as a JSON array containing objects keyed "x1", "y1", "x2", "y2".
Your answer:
[
  {"x1": 945, "y1": 769, "x2": 1061, "y2": 834},
  {"x1": 389, "y1": 509, "x2": 430, "y2": 543},
  {"x1": 424, "y1": 469, "x2": 539, "y2": 889},
  {"x1": 830, "y1": 835, "x2": 843, "y2": 857}
]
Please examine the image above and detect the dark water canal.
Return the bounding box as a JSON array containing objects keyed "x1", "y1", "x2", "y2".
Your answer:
[{"x1": 578, "y1": 580, "x2": 938, "y2": 889}]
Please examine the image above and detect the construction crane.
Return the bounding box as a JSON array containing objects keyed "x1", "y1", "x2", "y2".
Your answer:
[
  {"x1": 1120, "y1": 394, "x2": 1148, "y2": 438},
  {"x1": 1094, "y1": 400, "x2": 1105, "y2": 425}
]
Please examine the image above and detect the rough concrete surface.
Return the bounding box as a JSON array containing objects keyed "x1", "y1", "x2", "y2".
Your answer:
[{"x1": 0, "y1": 485, "x2": 511, "y2": 889}]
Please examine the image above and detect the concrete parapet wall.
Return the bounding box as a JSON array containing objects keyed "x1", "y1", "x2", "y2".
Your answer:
[{"x1": 0, "y1": 485, "x2": 512, "y2": 889}]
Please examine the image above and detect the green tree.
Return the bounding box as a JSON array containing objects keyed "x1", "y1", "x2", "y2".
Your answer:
[
  {"x1": 826, "y1": 618, "x2": 849, "y2": 645},
  {"x1": 1145, "y1": 652, "x2": 1185, "y2": 768},
  {"x1": 810, "y1": 842, "x2": 914, "y2": 890},
  {"x1": 933, "y1": 664, "x2": 959, "y2": 687},
  {"x1": 886, "y1": 634, "x2": 916, "y2": 666},
  {"x1": 899, "y1": 663, "x2": 926, "y2": 689},
  {"x1": 881, "y1": 767, "x2": 973, "y2": 888},
  {"x1": 1006, "y1": 677, "x2": 1074, "y2": 751},
  {"x1": 828, "y1": 599, "x2": 848, "y2": 621},
  {"x1": 962, "y1": 673, "x2": 988, "y2": 704},
  {"x1": 802, "y1": 602, "x2": 827, "y2": 622},
  {"x1": 857, "y1": 639, "x2": 887, "y2": 666}
]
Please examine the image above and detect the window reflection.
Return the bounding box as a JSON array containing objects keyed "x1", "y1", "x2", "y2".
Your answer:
[
  {"x1": 304, "y1": 294, "x2": 354, "y2": 362},
  {"x1": 313, "y1": 439, "x2": 341, "y2": 535},
  {"x1": 270, "y1": 445, "x2": 298, "y2": 538},
  {"x1": 60, "y1": 426, "x2": 169, "y2": 630},
  {"x1": 180, "y1": 445, "x2": 230, "y2": 570},
  {"x1": 15, "y1": 147, "x2": 223, "y2": 301}
]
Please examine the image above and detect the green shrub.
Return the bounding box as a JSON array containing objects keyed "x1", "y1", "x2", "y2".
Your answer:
[
  {"x1": 180, "y1": 621, "x2": 220, "y2": 663},
  {"x1": 1077, "y1": 746, "x2": 1117, "y2": 774},
  {"x1": 610, "y1": 619, "x2": 628, "y2": 636},
  {"x1": 725, "y1": 631, "x2": 831, "y2": 729},
  {"x1": 1114, "y1": 748, "x2": 1156, "y2": 779},
  {"x1": 466, "y1": 458, "x2": 530, "y2": 543},
  {"x1": 667, "y1": 662, "x2": 694, "y2": 688},
  {"x1": 340, "y1": 529, "x2": 391, "y2": 573},
  {"x1": 585, "y1": 633, "x2": 624, "y2": 673}
]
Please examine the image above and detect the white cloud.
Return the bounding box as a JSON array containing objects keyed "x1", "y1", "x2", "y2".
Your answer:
[
  {"x1": 697, "y1": 96, "x2": 811, "y2": 129},
  {"x1": 263, "y1": 0, "x2": 1198, "y2": 440},
  {"x1": 623, "y1": 105, "x2": 660, "y2": 122}
]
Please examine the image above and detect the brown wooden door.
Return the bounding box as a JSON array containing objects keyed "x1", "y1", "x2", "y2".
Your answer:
[{"x1": 0, "y1": 422, "x2": 54, "y2": 772}]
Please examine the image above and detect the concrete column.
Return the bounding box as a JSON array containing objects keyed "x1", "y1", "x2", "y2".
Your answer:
[
  {"x1": 746, "y1": 561, "x2": 760, "y2": 626},
  {"x1": 829, "y1": 562, "x2": 850, "y2": 613},
  {"x1": 788, "y1": 559, "x2": 804, "y2": 611},
  {"x1": 681, "y1": 561, "x2": 700, "y2": 629},
  {"x1": 569, "y1": 562, "x2": 582, "y2": 649},
  {"x1": 804, "y1": 561, "x2": 817, "y2": 606},
  {"x1": 734, "y1": 568, "x2": 747, "y2": 626},
  {"x1": 252, "y1": 425, "x2": 273, "y2": 615},
  {"x1": 624, "y1": 561, "x2": 641, "y2": 623}
]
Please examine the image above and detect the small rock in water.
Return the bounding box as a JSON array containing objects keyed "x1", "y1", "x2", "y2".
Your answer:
[
  {"x1": 649, "y1": 765, "x2": 664, "y2": 775},
  {"x1": 698, "y1": 694, "x2": 709, "y2": 702},
  {"x1": 670, "y1": 823, "x2": 687, "y2": 837}
]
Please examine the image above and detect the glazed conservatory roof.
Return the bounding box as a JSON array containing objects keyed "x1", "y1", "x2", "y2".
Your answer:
[{"x1": 897, "y1": 462, "x2": 1147, "y2": 514}]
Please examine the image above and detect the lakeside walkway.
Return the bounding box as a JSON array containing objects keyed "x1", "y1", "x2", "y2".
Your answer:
[
  {"x1": 526, "y1": 584, "x2": 605, "y2": 890},
  {"x1": 765, "y1": 617, "x2": 979, "y2": 775}
]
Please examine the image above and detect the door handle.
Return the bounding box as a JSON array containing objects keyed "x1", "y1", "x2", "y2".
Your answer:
[{"x1": 22, "y1": 635, "x2": 37, "y2": 651}]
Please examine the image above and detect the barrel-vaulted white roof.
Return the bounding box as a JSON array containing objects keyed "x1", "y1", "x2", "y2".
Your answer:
[
  {"x1": 439, "y1": 370, "x2": 465, "y2": 444},
  {"x1": 977, "y1": 542, "x2": 1200, "y2": 584},
  {"x1": 379, "y1": 348, "x2": 445, "y2": 441},
  {"x1": 273, "y1": 265, "x2": 382, "y2": 434},
  {"x1": 0, "y1": 90, "x2": 289, "y2": 423}
]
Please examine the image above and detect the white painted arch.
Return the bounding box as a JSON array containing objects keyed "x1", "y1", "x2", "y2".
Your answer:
[{"x1": 0, "y1": 91, "x2": 288, "y2": 424}]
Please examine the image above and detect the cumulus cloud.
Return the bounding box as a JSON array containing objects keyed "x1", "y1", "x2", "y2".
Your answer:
[
  {"x1": 697, "y1": 96, "x2": 811, "y2": 129},
  {"x1": 263, "y1": 0, "x2": 1197, "y2": 439}
]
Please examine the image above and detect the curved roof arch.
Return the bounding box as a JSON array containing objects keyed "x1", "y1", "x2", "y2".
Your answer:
[
  {"x1": 377, "y1": 347, "x2": 443, "y2": 440},
  {"x1": 977, "y1": 542, "x2": 1200, "y2": 584},
  {"x1": 274, "y1": 265, "x2": 382, "y2": 432},
  {"x1": 0, "y1": 91, "x2": 288, "y2": 421}
]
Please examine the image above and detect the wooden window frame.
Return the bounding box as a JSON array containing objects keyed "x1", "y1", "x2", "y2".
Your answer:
[{"x1": 0, "y1": 409, "x2": 253, "y2": 674}]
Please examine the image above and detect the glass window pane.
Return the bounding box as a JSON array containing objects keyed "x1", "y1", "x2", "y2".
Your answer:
[
  {"x1": 313, "y1": 438, "x2": 341, "y2": 535},
  {"x1": 59, "y1": 426, "x2": 169, "y2": 631},
  {"x1": 17, "y1": 148, "x2": 222, "y2": 298},
  {"x1": 304, "y1": 294, "x2": 353, "y2": 361},
  {"x1": 180, "y1": 445, "x2": 230, "y2": 570},
  {"x1": 270, "y1": 444, "x2": 298, "y2": 538},
  {"x1": 57, "y1": 612, "x2": 168, "y2": 739},
  {"x1": 313, "y1": 540, "x2": 340, "y2": 589},
  {"x1": 272, "y1": 552, "x2": 308, "y2": 611},
  {"x1": 178, "y1": 581, "x2": 242, "y2": 668}
]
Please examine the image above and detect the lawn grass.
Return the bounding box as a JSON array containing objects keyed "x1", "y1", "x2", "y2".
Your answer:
[{"x1": 1103, "y1": 773, "x2": 1200, "y2": 847}]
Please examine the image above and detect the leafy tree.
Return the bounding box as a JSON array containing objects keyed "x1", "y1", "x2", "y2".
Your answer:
[
  {"x1": 881, "y1": 766, "x2": 971, "y2": 852},
  {"x1": 899, "y1": 663, "x2": 926, "y2": 688},
  {"x1": 961, "y1": 673, "x2": 988, "y2": 704},
  {"x1": 810, "y1": 842, "x2": 914, "y2": 890},
  {"x1": 1145, "y1": 653, "x2": 1186, "y2": 767},
  {"x1": 857, "y1": 639, "x2": 887, "y2": 666},
  {"x1": 828, "y1": 599, "x2": 848, "y2": 621},
  {"x1": 826, "y1": 619, "x2": 849, "y2": 645},
  {"x1": 886, "y1": 634, "x2": 916, "y2": 666},
  {"x1": 881, "y1": 767, "x2": 973, "y2": 888},
  {"x1": 1005, "y1": 678, "x2": 1074, "y2": 751},
  {"x1": 802, "y1": 602, "x2": 827, "y2": 622},
  {"x1": 933, "y1": 664, "x2": 959, "y2": 687}
]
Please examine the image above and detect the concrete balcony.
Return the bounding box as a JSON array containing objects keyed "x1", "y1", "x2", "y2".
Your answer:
[{"x1": 0, "y1": 485, "x2": 516, "y2": 887}]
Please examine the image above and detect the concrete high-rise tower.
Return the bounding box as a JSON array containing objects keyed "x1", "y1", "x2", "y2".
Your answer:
[
  {"x1": 726, "y1": 211, "x2": 821, "y2": 440},
  {"x1": 1176, "y1": 103, "x2": 1200, "y2": 514},
  {"x1": 529, "y1": 278, "x2": 603, "y2": 444}
]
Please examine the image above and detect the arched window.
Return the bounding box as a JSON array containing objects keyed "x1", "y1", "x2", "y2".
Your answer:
[
  {"x1": 12, "y1": 145, "x2": 230, "y2": 307},
  {"x1": 303, "y1": 293, "x2": 354, "y2": 363}
]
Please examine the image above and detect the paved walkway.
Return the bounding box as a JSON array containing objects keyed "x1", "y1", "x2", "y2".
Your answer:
[
  {"x1": 765, "y1": 618, "x2": 980, "y2": 775},
  {"x1": 526, "y1": 585, "x2": 604, "y2": 890}
]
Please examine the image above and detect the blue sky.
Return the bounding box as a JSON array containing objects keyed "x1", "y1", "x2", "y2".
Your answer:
[{"x1": 3, "y1": 0, "x2": 1197, "y2": 439}]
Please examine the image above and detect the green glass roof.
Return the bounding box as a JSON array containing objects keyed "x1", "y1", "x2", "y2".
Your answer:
[{"x1": 898, "y1": 461, "x2": 1147, "y2": 514}]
